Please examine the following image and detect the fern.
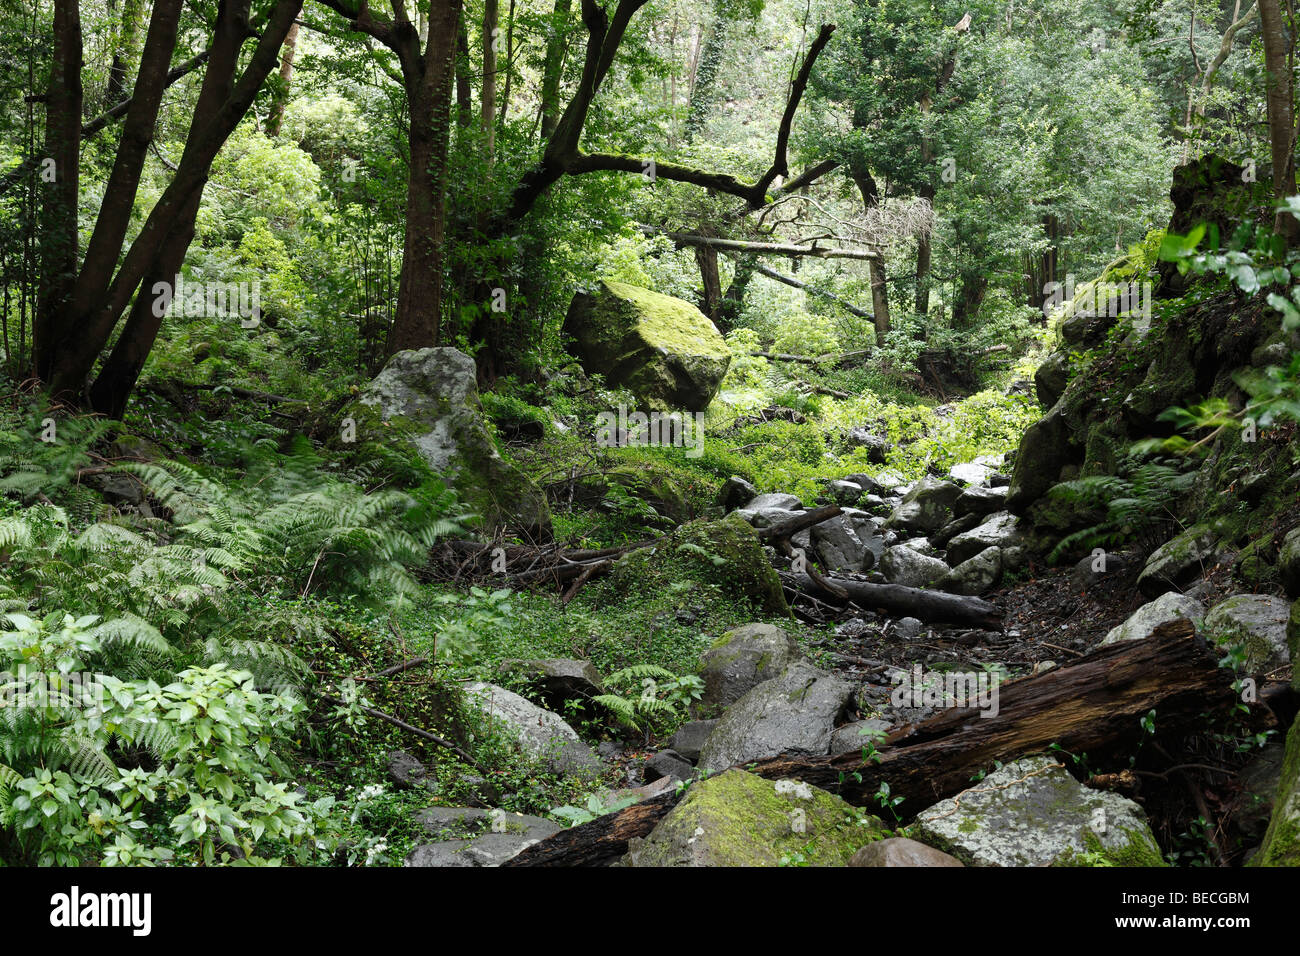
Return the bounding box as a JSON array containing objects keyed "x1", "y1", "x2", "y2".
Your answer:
[{"x1": 1047, "y1": 458, "x2": 1196, "y2": 562}]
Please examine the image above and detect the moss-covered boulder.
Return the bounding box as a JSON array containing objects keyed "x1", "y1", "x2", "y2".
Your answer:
[
  {"x1": 349, "y1": 347, "x2": 550, "y2": 536},
  {"x1": 1203, "y1": 594, "x2": 1292, "y2": 674},
  {"x1": 562, "y1": 280, "x2": 730, "y2": 411},
  {"x1": 1136, "y1": 524, "x2": 1220, "y2": 597},
  {"x1": 694, "y1": 623, "x2": 801, "y2": 718},
  {"x1": 1290, "y1": 599, "x2": 1300, "y2": 693},
  {"x1": 606, "y1": 515, "x2": 788, "y2": 617},
  {"x1": 1252, "y1": 712, "x2": 1300, "y2": 866},
  {"x1": 1279, "y1": 526, "x2": 1300, "y2": 599},
  {"x1": 913, "y1": 755, "x2": 1166, "y2": 867},
  {"x1": 620, "y1": 769, "x2": 884, "y2": 866}
]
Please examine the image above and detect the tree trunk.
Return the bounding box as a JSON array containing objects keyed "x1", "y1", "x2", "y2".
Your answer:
[
  {"x1": 694, "y1": 243, "x2": 722, "y2": 321},
  {"x1": 265, "y1": 21, "x2": 300, "y2": 136},
  {"x1": 538, "y1": 0, "x2": 573, "y2": 141},
  {"x1": 785, "y1": 571, "x2": 1003, "y2": 629},
  {"x1": 34, "y1": 0, "x2": 83, "y2": 383},
  {"x1": 717, "y1": 253, "x2": 755, "y2": 330},
  {"x1": 851, "y1": 166, "x2": 891, "y2": 343},
  {"x1": 1259, "y1": 0, "x2": 1298, "y2": 240},
  {"x1": 387, "y1": 0, "x2": 460, "y2": 356},
  {"x1": 482, "y1": 0, "x2": 498, "y2": 161}
]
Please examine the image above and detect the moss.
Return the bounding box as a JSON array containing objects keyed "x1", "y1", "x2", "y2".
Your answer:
[
  {"x1": 1055, "y1": 828, "x2": 1168, "y2": 867},
  {"x1": 623, "y1": 769, "x2": 884, "y2": 866},
  {"x1": 1252, "y1": 712, "x2": 1300, "y2": 866}
]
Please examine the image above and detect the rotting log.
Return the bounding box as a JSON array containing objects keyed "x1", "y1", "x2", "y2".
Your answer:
[{"x1": 505, "y1": 620, "x2": 1234, "y2": 866}]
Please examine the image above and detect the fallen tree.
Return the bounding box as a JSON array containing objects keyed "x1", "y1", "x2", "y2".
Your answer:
[
  {"x1": 782, "y1": 570, "x2": 1003, "y2": 629},
  {"x1": 505, "y1": 620, "x2": 1235, "y2": 866}
]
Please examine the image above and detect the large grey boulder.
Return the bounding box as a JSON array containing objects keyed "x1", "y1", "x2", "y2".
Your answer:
[
  {"x1": 885, "y1": 477, "x2": 963, "y2": 534},
  {"x1": 913, "y1": 755, "x2": 1165, "y2": 867},
  {"x1": 355, "y1": 347, "x2": 550, "y2": 535},
  {"x1": 946, "y1": 512, "x2": 1023, "y2": 565},
  {"x1": 953, "y1": 485, "x2": 1008, "y2": 518},
  {"x1": 880, "y1": 546, "x2": 950, "y2": 589},
  {"x1": 697, "y1": 662, "x2": 855, "y2": 773},
  {"x1": 563, "y1": 280, "x2": 731, "y2": 411},
  {"x1": 715, "y1": 476, "x2": 759, "y2": 513},
  {"x1": 463, "y1": 682, "x2": 601, "y2": 779},
  {"x1": 808, "y1": 511, "x2": 880, "y2": 572},
  {"x1": 1203, "y1": 594, "x2": 1292, "y2": 673},
  {"x1": 1101, "y1": 592, "x2": 1204, "y2": 646},
  {"x1": 1137, "y1": 524, "x2": 1219, "y2": 597},
  {"x1": 694, "y1": 623, "x2": 801, "y2": 718},
  {"x1": 938, "y1": 546, "x2": 1003, "y2": 596},
  {"x1": 620, "y1": 769, "x2": 883, "y2": 867}
]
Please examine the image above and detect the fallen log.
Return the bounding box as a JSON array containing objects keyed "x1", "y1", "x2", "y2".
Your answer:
[
  {"x1": 505, "y1": 620, "x2": 1235, "y2": 866},
  {"x1": 783, "y1": 571, "x2": 1003, "y2": 629},
  {"x1": 754, "y1": 505, "x2": 842, "y2": 541}
]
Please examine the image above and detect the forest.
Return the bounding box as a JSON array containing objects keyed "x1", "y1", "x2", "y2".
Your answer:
[{"x1": 0, "y1": 0, "x2": 1298, "y2": 878}]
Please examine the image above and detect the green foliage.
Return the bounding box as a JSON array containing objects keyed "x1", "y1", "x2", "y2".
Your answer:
[
  {"x1": 1046, "y1": 458, "x2": 1195, "y2": 561},
  {"x1": 592, "y1": 664, "x2": 704, "y2": 736}
]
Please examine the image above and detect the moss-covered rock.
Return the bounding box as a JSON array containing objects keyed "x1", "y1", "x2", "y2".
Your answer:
[
  {"x1": 1252, "y1": 712, "x2": 1300, "y2": 867},
  {"x1": 1202, "y1": 594, "x2": 1291, "y2": 674},
  {"x1": 1136, "y1": 524, "x2": 1220, "y2": 597},
  {"x1": 346, "y1": 347, "x2": 551, "y2": 536},
  {"x1": 562, "y1": 280, "x2": 731, "y2": 411},
  {"x1": 606, "y1": 515, "x2": 788, "y2": 617},
  {"x1": 913, "y1": 755, "x2": 1167, "y2": 867},
  {"x1": 694, "y1": 622, "x2": 801, "y2": 718},
  {"x1": 620, "y1": 769, "x2": 884, "y2": 866}
]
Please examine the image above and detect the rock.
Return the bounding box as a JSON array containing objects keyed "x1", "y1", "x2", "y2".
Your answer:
[
  {"x1": 1034, "y1": 350, "x2": 1071, "y2": 409},
  {"x1": 1006, "y1": 406, "x2": 1075, "y2": 512},
  {"x1": 829, "y1": 719, "x2": 892, "y2": 755},
  {"x1": 354, "y1": 347, "x2": 550, "y2": 535},
  {"x1": 913, "y1": 755, "x2": 1166, "y2": 867},
  {"x1": 405, "y1": 810, "x2": 560, "y2": 867},
  {"x1": 879, "y1": 546, "x2": 950, "y2": 589},
  {"x1": 620, "y1": 769, "x2": 883, "y2": 867},
  {"x1": 1203, "y1": 594, "x2": 1292, "y2": 674},
  {"x1": 1070, "y1": 551, "x2": 1133, "y2": 591},
  {"x1": 859, "y1": 493, "x2": 891, "y2": 517},
  {"x1": 1292, "y1": 599, "x2": 1300, "y2": 693},
  {"x1": 846, "y1": 428, "x2": 890, "y2": 462},
  {"x1": 953, "y1": 485, "x2": 1008, "y2": 518},
  {"x1": 715, "y1": 476, "x2": 758, "y2": 513},
  {"x1": 562, "y1": 279, "x2": 731, "y2": 411},
  {"x1": 607, "y1": 515, "x2": 789, "y2": 616},
  {"x1": 463, "y1": 682, "x2": 602, "y2": 779},
  {"x1": 387, "y1": 750, "x2": 435, "y2": 791},
  {"x1": 1137, "y1": 524, "x2": 1220, "y2": 597},
  {"x1": 744, "y1": 492, "x2": 804, "y2": 512},
  {"x1": 695, "y1": 622, "x2": 801, "y2": 718},
  {"x1": 497, "y1": 658, "x2": 604, "y2": 710},
  {"x1": 1101, "y1": 592, "x2": 1205, "y2": 646},
  {"x1": 948, "y1": 455, "x2": 1002, "y2": 486},
  {"x1": 946, "y1": 512, "x2": 1023, "y2": 565},
  {"x1": 414, "y1": 806, "x2": 488, "y2": 840},
  {"x1": 643, "y1": 749, "x2": 694, "y2": 783},
  {"x1": 930, "y1": 513, "x2": 981, "y2": 550},
  {"x1": 848, "y1": 837, "x2": 964, "y2": 867},
  {"x1": 938, "y1": 546, "x2": 1003, "y2": 596},
  {"x1": 826, "y1": 479, "x2": 865, "y2": 505},
  {"x1": 669, "y1": 720, "x2": 719, "y2": 762},
  {"x1": 892, "y1": 617, "x2": 925, "y2": 641},
  {"x1": 810, "y1": 512, "x2": 879, "y2": 572},
  {"x1": 697, "y1": 662, "x2": 856, "y2": 773},
  {"x1": 1279, "y1": 526, "x2": 1300, "y2": 599},
  {"x1": 885, "y1": 477, "x2": 964, "y2": 534},
  {"x1": 1254, "y1": 712, "x2": 1300, "y2": 866}
]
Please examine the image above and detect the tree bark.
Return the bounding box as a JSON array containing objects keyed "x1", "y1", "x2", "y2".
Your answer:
[
  {"x1": 785, "y1": 571, "x2": 1003, "y2": 629},
  {"x1": 851, "y1": 166, "x2": 891, "y2": 343},
  {"x1": 1259, "y1": 0, "x2": 1297, "y2": 240},
  {"x1": 265, "y1": 21, "x2": 301, "y2": 136}
]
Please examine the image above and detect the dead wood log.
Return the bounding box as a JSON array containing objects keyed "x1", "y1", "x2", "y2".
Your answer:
[
  {"x1": 755, "y1": 505, "x2": 842, "y2": 541},
  {"x1": 783, "y1": 571, "x2": 1003, "y2": 629},
  {"x1": 505, "y1": 620, "x2": 1234, "y2": 866}
]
